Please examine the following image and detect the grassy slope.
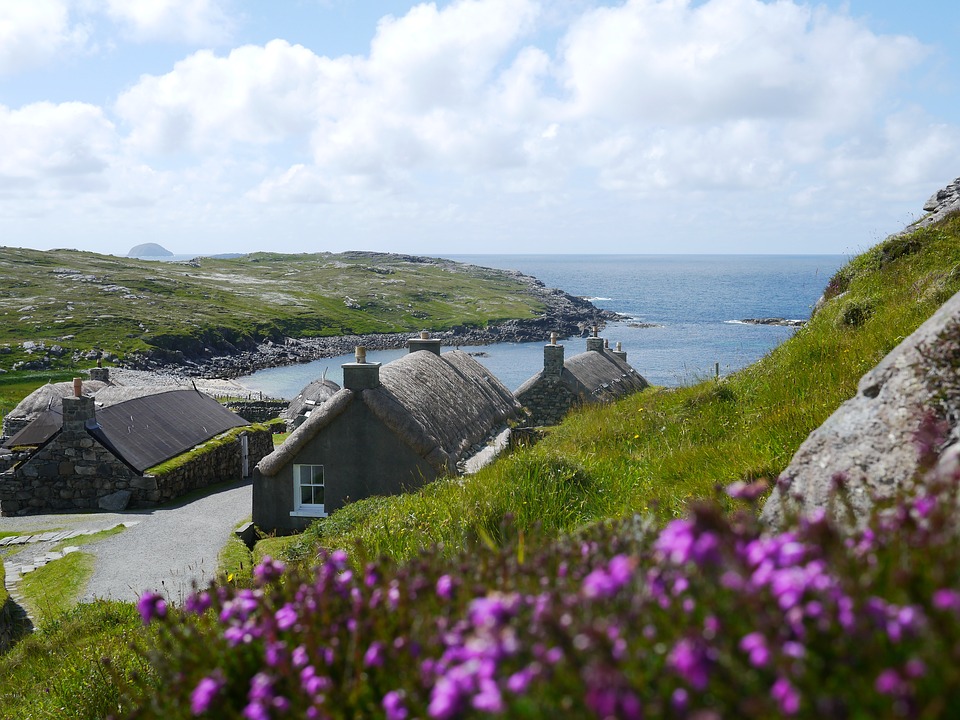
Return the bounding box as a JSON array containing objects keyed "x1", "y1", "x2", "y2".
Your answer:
[
  {"x1": 292, "y1": 215, "x2": 960, "y2": 563},
  {"x1": 3, "y1": 216, "x2": 959, "y2": 715},
  {"x1": 0, "y1": 249, "x2": 545, "y2": 376}
]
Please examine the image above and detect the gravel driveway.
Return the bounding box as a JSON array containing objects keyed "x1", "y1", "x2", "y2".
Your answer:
[{"x1": 2, "y1": 479, "x2": 252, "y2": 604}]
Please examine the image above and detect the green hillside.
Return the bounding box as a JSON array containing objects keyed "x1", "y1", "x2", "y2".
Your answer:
[
  {"x1": 0, "y1": 248, "x2": 545, "y2": 374},
  {"x1": 295, "y1": 213, "x2": 960, "y2": 562}
]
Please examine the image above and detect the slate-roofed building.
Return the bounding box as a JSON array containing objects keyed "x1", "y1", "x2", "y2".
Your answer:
[
  {"x1": 515, "y1": 333, "x2": 649, "y2": 427},
  {"x1": 254, "y1": 335, "x2": 521, "y2": 534},
  {"x1": 0, "y1": 374, "x2": 273, "y2": 516}
]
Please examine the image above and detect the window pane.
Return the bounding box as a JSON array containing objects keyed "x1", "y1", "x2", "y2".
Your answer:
[{"x1": 301, "y1": 485, "x2": 312, "y2": 506}]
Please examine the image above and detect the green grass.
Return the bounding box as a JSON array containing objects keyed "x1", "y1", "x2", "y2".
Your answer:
[
  {"x1": 289, "y1": 215, "x2": 960, "y2": 564},
  {"x1": 0, "y1": 600, "x2": 152, "y2": 719},
  {"x1": 19, "y1": 552, "x2": 95, "y2": 625},
  {"x1": 0, "y1": 249, "x2": 547, "y2": 376},
  {"x1": 145, "y1": 424, "x2": 269, "y2": 475}
]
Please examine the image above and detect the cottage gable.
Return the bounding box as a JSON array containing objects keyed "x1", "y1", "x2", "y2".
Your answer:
[{"x1": 516, "y1": 337, "x2": 649, "y2": 426}]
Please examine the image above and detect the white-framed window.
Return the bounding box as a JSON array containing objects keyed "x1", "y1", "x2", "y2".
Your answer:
[{"x1": 290, "y1": 464, "x2": 326, "y2": 517}]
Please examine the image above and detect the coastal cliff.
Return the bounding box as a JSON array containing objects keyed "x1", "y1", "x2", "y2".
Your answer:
[{"x1": 762, "y1": 177, "x2": 960, "y2": 527}]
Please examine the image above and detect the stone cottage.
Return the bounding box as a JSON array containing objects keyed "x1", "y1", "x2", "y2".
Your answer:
[
  {"x1": 515, "y1": 333, "x2": 649, "y2": 426},
  {"x1": 0, "y1": 377, "x2": 273, "y2": 516},
  {"x1": 253, "y1": 335, "x2": 521, "y2": 534}
]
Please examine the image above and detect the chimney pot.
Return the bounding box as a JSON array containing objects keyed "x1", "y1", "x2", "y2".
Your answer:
[
  {"x1": 420, "y1": 330, "x2": 430, "y2": 339},
  {"x1": 550, "y1": 332, "x2": 558, "y2": 345},
  {"x1": 73, "y1": 377, "x2": 83, "y2": 397},
  {"x1": 355, "y1": 346, "x2": 367, "y2": 364}
]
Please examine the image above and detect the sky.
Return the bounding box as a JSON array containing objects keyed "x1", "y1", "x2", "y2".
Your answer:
[{"x1": 1, "y1": 0, "x2": 958, "y2": 257}]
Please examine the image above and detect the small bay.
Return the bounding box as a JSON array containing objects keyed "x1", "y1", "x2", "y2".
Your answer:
[{"x1": 236, "y1": 254, "x2": 846, "y2": 399}]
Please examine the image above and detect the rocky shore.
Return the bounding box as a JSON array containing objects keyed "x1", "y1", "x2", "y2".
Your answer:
[{"x1": 119, "y1": 272, "x2": 618, "y2": 379}]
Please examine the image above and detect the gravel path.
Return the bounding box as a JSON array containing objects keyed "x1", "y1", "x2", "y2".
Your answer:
[{"x1": 2, "y1": 479, "x2": 252, "y2": 605}]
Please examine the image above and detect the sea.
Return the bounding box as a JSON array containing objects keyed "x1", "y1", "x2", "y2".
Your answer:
[{"x1": 234, "y1": 254, "x2": 847, "y2": 399}]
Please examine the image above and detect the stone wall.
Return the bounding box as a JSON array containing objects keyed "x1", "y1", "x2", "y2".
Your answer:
[
  {"x1": 517, "y1": 377, "x2": 580, "y2": 427},
  {"x1": 152, "y1": 428, "x2": 273, "y2": 502},
  {"x1": 0, "y1": 423, "x2": 143, "y2": 515},
  {"x1": 222, "y1": 400, "x2": 287, "y2": 423},
  {"x1": 0, "y1": 427, "x2": 273, "y2": 516}
]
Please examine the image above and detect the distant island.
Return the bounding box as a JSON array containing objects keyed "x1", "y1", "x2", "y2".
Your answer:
[{"x1": 128, "y1": 243, "x2": 173, "y2": 258}]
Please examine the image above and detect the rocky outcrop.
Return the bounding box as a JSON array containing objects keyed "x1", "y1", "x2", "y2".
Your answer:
[
  {"x1": 902, "y1": 176, "x2": 960, "y2": 233},
  {"x1": 761, "y1": 287, "x2": 960, "y2": 529}
]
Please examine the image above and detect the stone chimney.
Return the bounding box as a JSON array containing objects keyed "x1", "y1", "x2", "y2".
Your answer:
[
  {"x1": 342, "y1": 346, "x2": 381, "y2": 390},
  {"x1": 89, "y1": 365, "x2": 110, "y2": 382},
  {"x1": 586, "y1": 336, "x2": 605, "y2": 352},
  {"x1": 544, "y1": 333, "x2": 564, "y2": 378},
  {"x1": 407, "y1": 330, "x2": 442, "y2": 356},
  {"x1": 62, "y1": 378, "x2": 96, "y2": 433},
  {"x1": 612, "y1": 341, "x2": 627, "y2": 363}
]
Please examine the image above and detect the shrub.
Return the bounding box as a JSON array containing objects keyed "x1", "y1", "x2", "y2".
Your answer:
[{"x1": 125, "y1": 454, "x2": 960, "y2": 719}]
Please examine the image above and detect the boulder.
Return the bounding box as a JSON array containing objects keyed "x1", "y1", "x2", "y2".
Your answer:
[
  {"x1": 98, "y1": 490, "x2": 132, "y2": 511},
  {"x1": 761, "y1": 288, "x2": 960, "y2": 529}
]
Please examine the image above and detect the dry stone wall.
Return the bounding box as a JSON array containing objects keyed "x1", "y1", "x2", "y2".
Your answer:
[
  {"x1": 222, "y1": 400, "x2": 286, "y2": 423},
  {"x1": 0, "y1": 425, "x2": 141, "y2": 515},
  {"x1": 152, "y1": 428, "x2": 273, "y2": 502}
]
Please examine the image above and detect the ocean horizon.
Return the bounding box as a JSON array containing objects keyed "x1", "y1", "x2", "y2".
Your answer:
[{"x1": 236, "y1": 254, "x2": 847, "y2": 399}]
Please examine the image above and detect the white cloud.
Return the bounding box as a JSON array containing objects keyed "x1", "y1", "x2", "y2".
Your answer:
[
  {"x1": 103, "y1": 0, "x2": 234, "y2": 44},
  {"x1": 115, "y1": 40, "x2": 325, "y2": 154},
  {"x1": 0, "y1": 102, "x2": 116, "y2": 194},
  {"x1": 0, "y1": 0, "x2": 90, "y2": 75},
  {"x1": 3, "y1": 0, "x2": 955, "y2": 254}
]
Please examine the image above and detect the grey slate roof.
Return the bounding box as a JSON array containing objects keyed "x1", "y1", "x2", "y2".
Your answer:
[
  {"x1": 3, "y1": 410, "x2": 63, "y2": 448},
  {"x1": 258, "y1": 350, "x2": 521, "y2": 477},
  {"x1": 4, "y1": 388, "x2": 249, "y2": 472},
  {"x1": 89, "y1": 389, "x2": 249, "y2": 473}
]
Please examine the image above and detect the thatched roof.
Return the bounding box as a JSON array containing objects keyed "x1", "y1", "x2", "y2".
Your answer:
[
  {"x1": 257, "y1": 350, "x2": 521, "y2": 477},
  {"x1": 283, "y1": 377, "x2": 341, "y2": 421},
  {"x1": 516, "y1": 348, "x2": 649, "y2": 400},
  {"x1": 564, "y1": 350, "x2": 649, "y2": 399},
  {"x1": 258, "y1": 388, "x2": 354, "y2": 477},
  {"x1": 5, "y1": 380, "x2": 108, "y2": 420},
  {"x1": 366, "y1": 350, "x2": 520, "y2": 472}
]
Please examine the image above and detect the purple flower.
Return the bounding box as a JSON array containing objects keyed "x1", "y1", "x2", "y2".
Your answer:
[
  {"x1": 507, "y1": 668, "x2": 534, "y2": 694},
  {"x1": 184, "y1": 591, "x2": 211, "y2": 615},
  {"x1": 428, "y1": 676, "x2": 461, "y2": 719},
  {"x1": 739, "y1": 632, "x2": 770, "y2": 668},
  {"x1": 383, "y1": 690, "x2": 408, "y2": 720},
  {"x1": 292, "y1": 645, "x2": 309, "y2": 668},
  {"x1": 253, "y1": 555, "x2": 285, "y2": 585},
  {"x1": 436, "y1": 574, "x2": 454, "y2": 600},
  {"x1": 583, "y1": 554, "x2": 635, "y2": 599},
  {"x1": 364, "y1": 641, "x2": 385, "y2": 668},
  {"x1": 667, "y1": 638, "x2": 710, "y2": 690},
  {"x1": 275, "y1": 603, "x2": 297, "y2": 630},
  {"x1": 136, "y1": 592, "x2": 167, "y2": 625},
  {"x1": 771, "y1": 677, "x2": 800, "y2": 715},
  {"x1": 933, "y1": 588, "x2": 960, "y2": 612},
  {"x1": 875, "y1": 669, "x2": 903, "y2": 695},
  {"x1": 726, "y1": 479, "x2": 768, "y2": 501},
  {"x1": 471, "y1": 678, "x2": 503, "y2": 713},
  {"x1": 190, "y1": 674, "x2": 223, "y2": 716}
]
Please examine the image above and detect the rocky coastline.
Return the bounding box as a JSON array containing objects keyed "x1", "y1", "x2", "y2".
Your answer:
[{"x1": 118, "y1": 274, "x2": 619, "y2": 379}]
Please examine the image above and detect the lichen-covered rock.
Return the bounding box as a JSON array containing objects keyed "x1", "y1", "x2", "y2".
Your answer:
[{"x1": 761, "y1": 288, "x2": 960, "y2": 529}]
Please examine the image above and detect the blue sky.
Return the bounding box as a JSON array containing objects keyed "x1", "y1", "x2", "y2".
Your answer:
[{"x1": 1, "y1": 0, "x2": 957, "y2": 257}]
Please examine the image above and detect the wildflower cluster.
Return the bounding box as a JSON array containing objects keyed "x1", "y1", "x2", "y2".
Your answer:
[{"x1": 126, "y1": 464, "x2": 960, "y2": 719}]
